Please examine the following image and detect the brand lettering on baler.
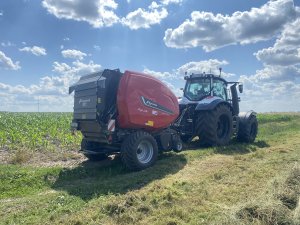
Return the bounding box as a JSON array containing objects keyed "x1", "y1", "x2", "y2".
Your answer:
[
  {"x1": 141, "y1": 96, "x2": 174, "y2": 115},
  {"x1": 79, "y1": 98, "x2": 91, "y2": 107}
]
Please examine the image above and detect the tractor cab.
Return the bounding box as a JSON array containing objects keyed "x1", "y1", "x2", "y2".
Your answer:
[
  {"x1": 180, "y1": 73, "x2": 243, "y2": 116},
  {"x1": 183, "y1": 74, "x2": 228, "y2": 101}
]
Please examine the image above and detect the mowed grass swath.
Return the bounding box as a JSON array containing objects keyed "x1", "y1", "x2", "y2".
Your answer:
[
  {"x1": 0, "y1": 112, "x2": 299, "y2": 224},
  {"x1": 0, "y1": 112, "x2": 81, "y2": 152}
]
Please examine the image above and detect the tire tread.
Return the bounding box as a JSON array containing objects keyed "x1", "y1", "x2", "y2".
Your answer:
[
  {"x1": 195, "y1": 104, "x2": 233, "y2": 146},
  {"x1": 237, "y1": 116, "x2": 258, "y2": 143},
  {"x1": 121, "y1": 131, "x2": 158, "y2": 171}
]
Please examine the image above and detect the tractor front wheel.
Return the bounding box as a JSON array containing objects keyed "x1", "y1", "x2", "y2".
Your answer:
[
  {"x1": 237, "y1": 115, "x2": 258, "y2": 143},
  {"x1": 195, "y1": 104, "x2": 233, "y2": 146},
  {"x1": 121, "y1": 131, "x2": 158, "y2": 171}
]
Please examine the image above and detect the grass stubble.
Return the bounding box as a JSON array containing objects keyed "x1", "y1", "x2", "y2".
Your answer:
[{"x1": 0, "y1": 113, "x2": 299, "y2": 224}]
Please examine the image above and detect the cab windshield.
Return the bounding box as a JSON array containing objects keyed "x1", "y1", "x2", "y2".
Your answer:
[{"x1": 184, "y1": 78, "x2": 211, "y2": 101}]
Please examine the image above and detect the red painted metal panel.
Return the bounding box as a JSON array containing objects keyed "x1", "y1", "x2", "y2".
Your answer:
[{"x1": 117, "y1": 70, "x2": 179, "y2": 130}]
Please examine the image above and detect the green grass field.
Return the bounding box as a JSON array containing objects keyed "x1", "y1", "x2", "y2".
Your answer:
[{"x1": 0, "y1": 112, "x2": 299, "y2": 224}]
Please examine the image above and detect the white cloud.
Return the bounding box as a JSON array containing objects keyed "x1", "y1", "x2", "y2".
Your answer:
[
  {"x1": 162, "y1": 80, "x2": 182, "y2": 96},
  {"x1": 239, "y1": 71, "x2": 300, "y2": 112},
  {"x1": 141, "y1": 68, "x2": 182, "y2": 96},
  {"x1": 239, "y1": 15, "x2": 300, "y2": 111},
  {"x1": 237, "y1": 10, "x2": 300, "y2": 112},
  {"x1": 142, "y1": 59, "x2": 300, "y2": 112},
  {"x1": 0, "y1": 51, "x2": 21, "y2": 70},
  {"x1": 1, "y1": 60, "x2": 100, "y2": 97},
  {"x1": 0, "y1": 10, "x2": 3, "y2": 16},
  {"x1": 143, "y1": 68, "x2": 174, "y2": 79},
  {"x1": 144, "y1": 59, "x2": 233, "y2": 80},
  {"x1": 52, "y1": 60, "x2": 101, "y2": 77},
  {"x1": 176, "y1": 59, "x2": 234, "y2": 78},
  {"x1": 1, "y1": 41, "x2": 15, "y2": 47},
  {"x1": 93, "y1": 45, "x2": 101, "y2": 51},
  {"x1": 238, "y1": 61, "x2": 300, "y2": 112},
  {"x1": 42, "y1": 0, "x2": 119, "y2": 28},
  {"x1": 0, "y1": 60, "x2": 101, "y2": 112},
  {"x1": 19, "y1": 46, "x2": 47, "y2": 56},
  {"x1": 164, "y1": 0, "x2": 299, "y2": 51},
  {"x1": 143, "y1": 59, "x2": 235, "y2": 97},
  {"x1": 61, "y1": 49, "x2": 87, "y2": 60},
  {"x1": 242, "y1": 65, "x2": 300, "y2": 84},
  {"x1": 255, "y1": 18, "x2": 300, "y2": 66},
  {"x1": 161, "y1": 0, "x2": 182, "y2": 5},
  {"x1": 122, "y1": 3, "x2": 168, "y2": 30},
  {"x1": 255, "y1": 47, "x2": 300, "y2": 66},
  {"x1": 41, "y1": 0, "x2": 181, "y2": 30},
  {"x1": 63, "y1": 37, "x2": 70, "y2": 41}
]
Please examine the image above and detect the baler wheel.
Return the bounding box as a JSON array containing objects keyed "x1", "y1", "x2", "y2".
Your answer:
[
  {"x1": 237, "y1": 115, "x2": 258, "y2": 143},
  {"x1": 81, "y1": 139, "x2": 107, "y2": 161},
  {"x1": 121, "y1": 131, "x2": 158, "y2": 171},
  {"x1": 195, "y1": 104, "x2": 233, "y2": 146}
]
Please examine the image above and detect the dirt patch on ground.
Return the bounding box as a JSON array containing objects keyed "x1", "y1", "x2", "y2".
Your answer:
[
  {"x1": 0, "y1": 149, "x2": 11, "y2": 165},
  {"x1": 32, "y1": 152, "x2": 87, "y2": 168},
  {"x1": 0, "y1": 148, "x2": 120, "y2": 168},
  {"x1": 0, "y1": 149, "x2": 87, "y2": 168}
]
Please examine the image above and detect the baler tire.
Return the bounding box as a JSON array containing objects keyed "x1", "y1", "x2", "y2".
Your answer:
[
  {"x1": 121, "y1": 131, "x2": 158, "y2": 171},
  {"x1": 81, "y1": 139, "x2": 108, "y2": 161},
  {"x1": 195, "y1": 104, "x2": 233, "y2": 146},
  {"x1": 237, "y1": 116, "x2": 258, "y2": 143}
]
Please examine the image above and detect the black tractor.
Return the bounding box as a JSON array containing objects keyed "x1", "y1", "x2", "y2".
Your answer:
[{"x1": 173, "y1": 72, "x2": 258, "y2": 146}]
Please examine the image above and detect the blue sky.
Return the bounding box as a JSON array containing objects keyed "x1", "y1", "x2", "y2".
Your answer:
[{"x1": 0, "y1": 0, "x2": 300, "y2": 112}]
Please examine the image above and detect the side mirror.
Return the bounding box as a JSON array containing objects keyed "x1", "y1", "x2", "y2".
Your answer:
[
  {"x1": 238, "y1": 83, "x2": 243, "y2": 93},
  {"x1": 180, "y1": 88, "x2": 184, "y2": 91}
]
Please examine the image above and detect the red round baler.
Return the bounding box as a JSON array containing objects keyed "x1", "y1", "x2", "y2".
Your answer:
[
  {"x1": 69, "y1": 69, "x2": 182, "y2": 171},
  {"x1": 117, "y1": 70, "x2": 179, "y2": 130}
]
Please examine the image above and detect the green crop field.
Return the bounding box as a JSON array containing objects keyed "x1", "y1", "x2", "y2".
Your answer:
[
  {"x1": 0, "y1": 112, "x2": 299, "y2": 225},
  {"x1": 0, "y1": 112, "x2": 81, "y2": 151},
  {"x1": 0, "y1": 112, "x2": 82, "y2": 165}
]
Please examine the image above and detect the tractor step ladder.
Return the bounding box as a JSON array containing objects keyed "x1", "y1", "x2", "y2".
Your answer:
[{"x1": 233, "y1": 116, "x2": 239, "y2": 135}]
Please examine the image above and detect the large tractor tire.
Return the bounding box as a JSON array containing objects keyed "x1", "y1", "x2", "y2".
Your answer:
[
  {"x1": 121, "y1": 131, "x2": 158, "y2": 171},
  {"x1": 237, "y1": 115, "x2": 258, "y2": 143},
  {"x1": 81, "y1": 139, "x2": 107, "y2": 161},
  {"x1": 195, "y1": 104, "x2": 233, "y2": 146}
]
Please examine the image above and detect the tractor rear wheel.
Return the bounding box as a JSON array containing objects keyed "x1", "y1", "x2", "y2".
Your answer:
[
  {"x1": 237, "y1": 115, "x2": 258, "y2": 143},
  {"x1": 195, "y1": 104, "x2": 233, "y2": 146},
  {"x1": 81, "y1": 139, "x2": 107, "y2": 161},
  {"x1": 121, "y1": 131, "x2": 158, "y2": 171}
]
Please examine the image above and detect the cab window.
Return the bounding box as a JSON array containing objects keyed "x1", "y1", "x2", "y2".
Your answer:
[
  {"x1": 212, "y1": 79, "x2": 227, "y2": 100},
  {"x1": 185, "y1": 78, "x2": 210, "y2": 101}
]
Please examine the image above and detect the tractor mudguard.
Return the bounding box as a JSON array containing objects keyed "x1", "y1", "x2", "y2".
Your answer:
[
  {"x1": 238, "y1": 110, "x2": 257, "y2": 124},
  {"x1": 195, "y1": 98, "x2": 232, "y2": 111}
]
